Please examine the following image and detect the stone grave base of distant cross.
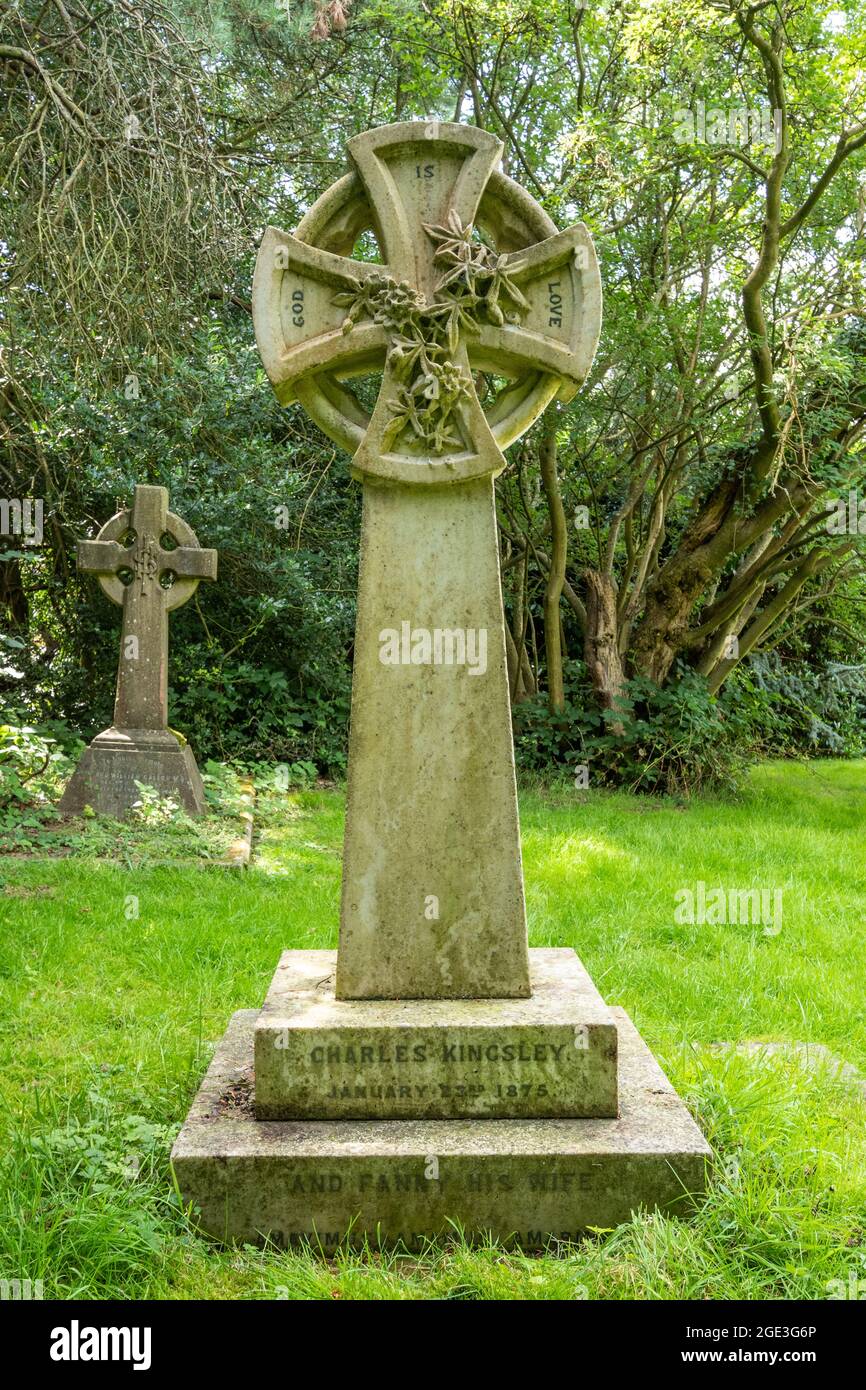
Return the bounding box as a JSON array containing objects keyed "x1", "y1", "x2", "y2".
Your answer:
[
  {"x1": 172, "y1": 123, "x2": 709, "y2": 1248},
  {"x1": 60, "y1": 727, "x2": 207, "y2": 820}
]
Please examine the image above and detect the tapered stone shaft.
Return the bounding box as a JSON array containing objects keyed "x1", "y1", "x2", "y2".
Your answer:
[{"x1": 337, "y1": 477, "x2": 529, "y2": 999}]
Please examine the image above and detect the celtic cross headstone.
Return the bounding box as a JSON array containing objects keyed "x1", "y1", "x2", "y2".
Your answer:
[
  {"x1": 173, "y1": 123, "x2": 709, "y2": 1250},
  {"x1": 60, "y1": 484, "x2": 217, "y2": 818},
  {"x1": 253, "y1": 121, "x2": 600, "y2": 1000}
]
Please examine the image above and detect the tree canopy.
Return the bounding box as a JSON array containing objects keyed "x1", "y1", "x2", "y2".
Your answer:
[{"x1": 2, "y1": 0, "x2": 864, "y2": 783}]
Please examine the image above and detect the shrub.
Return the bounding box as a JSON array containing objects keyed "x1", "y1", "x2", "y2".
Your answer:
[
  {"x1": 728, "y1": 653, "x2": 866, "y2": 758},
  {"x1": 514, "y1": 662, "x2": 751, "y2": 795}
]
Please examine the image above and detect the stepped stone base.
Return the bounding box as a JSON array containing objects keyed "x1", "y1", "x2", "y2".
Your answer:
[
  {"x1": 255, "y1": 949, "x2": 618, "y2": 1120},
  {"x1": 171, "y1": 1006, "x2": 710, "y2": 1250},
  {"x1": 58, "y1": 726, "x2": 206, "y2": 818}
]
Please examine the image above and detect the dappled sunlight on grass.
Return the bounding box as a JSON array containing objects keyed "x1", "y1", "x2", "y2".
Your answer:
[
  {"x1": 253, "y1": 787, "x2": 344, "y2": 882},
  {"x1": 526, "y1": 830, "x2": 630, "y2": 876},
  {"x1": 1, "y1": 760, "x2": 864, "y2": 1297}
]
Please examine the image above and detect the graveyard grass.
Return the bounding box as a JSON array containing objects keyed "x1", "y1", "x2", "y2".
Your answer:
[{"x1": 1, "y1": 760, "x2": 864, "y2": 1301}]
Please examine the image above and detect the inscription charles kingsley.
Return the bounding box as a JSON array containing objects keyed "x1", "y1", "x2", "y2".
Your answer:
[
  {"x1": 304, "y1": 1036, "x2": 572, "y2": 1105},
  {"x1": 255, "y1": 999, "x2": 614, "y2": 1120},
  {"x1": 307, "y1": 1040, "x2": 570, "y2": 1065},
  {"x1": 256, "y1": 963, "x2": 617, "y2": 1121}
]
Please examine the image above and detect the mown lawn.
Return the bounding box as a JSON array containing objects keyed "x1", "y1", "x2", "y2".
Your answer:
[{"x1": 0, "y1": 760, "x2": 864, "y2": 1299}]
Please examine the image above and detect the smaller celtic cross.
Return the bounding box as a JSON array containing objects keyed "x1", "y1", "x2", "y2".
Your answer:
[
  {"x1": 77, "y1": 485, "x2": 217, "y2": 731},
  {"x1": 60, "y1": 485, "x2": 217, "y2": 819}
]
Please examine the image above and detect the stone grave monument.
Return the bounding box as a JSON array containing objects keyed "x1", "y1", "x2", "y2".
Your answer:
[
  {"x1": 59, "y1": 484, "x2": 217, "y2": 818},
  {"x1": 172, "y1": 122, "x2": 709, "y2": 1246}
]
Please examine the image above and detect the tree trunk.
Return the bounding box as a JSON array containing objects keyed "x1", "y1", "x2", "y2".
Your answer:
[
  {"x1": 538, "y1": 421, "x2": 567, "y2": 712},
  {"x1": 584, "y1": 569, "x2": 625, "y2": 725},
  {"x1": 0, "y1": 558, "x2": 29, "y2": 628},
  {"x1": 629, "y1": 554, "x2": 711, "y2": 684},
  {"x1": 507, "y1": 550, "x2": 534, "y2": 702}
]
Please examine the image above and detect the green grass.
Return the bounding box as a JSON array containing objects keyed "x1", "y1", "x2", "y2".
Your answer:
[{"x1": 0, "y1": 760, "x2": 864, "y2": 1299}]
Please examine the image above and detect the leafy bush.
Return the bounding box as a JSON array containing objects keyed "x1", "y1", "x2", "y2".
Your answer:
[
  {"x1": 129, "y1": 782, "x2": 182, "y2": 826},
  {"x1": 0, "y1": 720, "x2": 71, "y2": 803},
  {"x1": 515, "y1": 650, "x2": 866, "y2": 794},
  {"x1": 728, "y1": 654, "x2": 866, "y2": 758},
  {"x1": 513, "y1": 662, "x2": 595, "y2": 773},
  {"x1": 0, "y1": 717, "x2": 79, "y2": 849},
  {"x1": 514, "y1": 662, "x2": 751, "y2": 795},
  {"x1": 591, "y1": 671, "x2": 753, "y2": 795}
]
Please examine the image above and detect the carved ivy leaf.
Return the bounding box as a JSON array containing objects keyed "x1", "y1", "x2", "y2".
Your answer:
[
  {"x1": 447, "y1": 306, "x2": 459, "y2": 354},
  {"x1": 386, "y1": 332, "x2": 424, "y2": 376},
  {"x1": 435, "y1": 263, "x2": 473, "y2": 293},
  {"x1": 497, "y1": 272, "x2": 530, "y2": 313}
]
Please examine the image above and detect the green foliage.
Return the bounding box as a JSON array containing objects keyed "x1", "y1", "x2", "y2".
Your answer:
[
  {"x1": 513, "y1": 661, "x2": 596, "y2": 773},
  {"x1": 242, "y1": 759, "x2": 319, "y2": 792},
  {"x1": 590, "y1": 672, "x2": 754, "y2": 796},
  {"x1": 517, "y1": 651, "x2": 866, "y2": 794},
  {"x1": 130, "y1": 783, "x2": 183, "y2": 827},
  {"x1": 729, "y1": 654, "x2": 866, "y2": 759},
  {"x1": 0, "y1": 718, "x2": 77, "y2": 852},
  {"x1": 0, "y1": 726, "x2": 247, "y2": 861},
  {"x1": 0, "y1": 719, "x2": 73, "y2": 804},
  {"x1": 515, "y1": 662, "x2": 750, "y2": 795},
  {"x1": 4, "y1": 318, "x2": 356, "y2": 773},
  {"x1": 3, "y1": 0, "x2": 866, "y2": 779}
]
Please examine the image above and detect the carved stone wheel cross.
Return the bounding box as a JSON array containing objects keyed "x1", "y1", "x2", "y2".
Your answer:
[
  {"x1": 253, "y1": 121, "x2": 601, "y2": 485},
  {"x1": 253, "y1": 123, "x2": 602, "y2": 1000},
  {"x1": 78, "y1": 484, "x2": 217, "y2": 732},
  {"x1": 58, "y1": 484, "x2": 218, "y2": 820}
]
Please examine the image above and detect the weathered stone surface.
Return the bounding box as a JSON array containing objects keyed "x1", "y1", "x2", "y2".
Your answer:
[
  {"x1": 168, "y1": 121, "x2": 711, "y2": 1251},
  {"x1": 255, "y1": 948, "x2": 617, "y2": 1120},
  {"x1": 59, "y1": 485, "x2": 216, "y2": 819},
  {"x1": 338, "y1": 477, "x2": 528, "y2": 999},
  {"x1": 171, "y1": 1006, "x2": 711, "y2": 1250},
  {"x1": 252, "y1": 122, "x2": 602, "y2": 999},
  {"x1": 58, "y1": 728, "x2": 206, "y2": 818}
]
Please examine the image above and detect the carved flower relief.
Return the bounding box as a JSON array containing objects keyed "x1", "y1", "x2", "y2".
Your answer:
[
  {"x1": 332, "y1": 212, "x2": 529, "y2": 452},
  {"x1": 423, "y1": 209, "x2": 530, "y2": 328},
  {"x1": 385, "y1": 362, "x2": 472, "y2": 455},
  {"x1": 333, "y1": 273, "x2": 426, "y2": 336}
]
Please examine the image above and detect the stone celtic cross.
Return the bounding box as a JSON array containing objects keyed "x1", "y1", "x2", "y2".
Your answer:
[
  {"x1": 78, "y1": 484, "x2": 217, "y2": 731},
  {"x1": 175, "y1": 124, "x2": 709, "y2": 1252},
  {"x1": 60, "y1": 484, "x2": 217, "y2": 819},
  {"x1": 253, "y1": 122, "x2": 601, "y2": 1000}
]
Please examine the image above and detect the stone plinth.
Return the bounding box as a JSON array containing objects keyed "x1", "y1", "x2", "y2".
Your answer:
[
  {"x1": 59, "y1": 727, "x2": 206, "y2": 819},
  {"x1": 171, "y1": 1006, "x2": 711, "y2": 1250},
  {"x1": 255, "y1": 949, "x2": 618, "y2": 1120}
]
